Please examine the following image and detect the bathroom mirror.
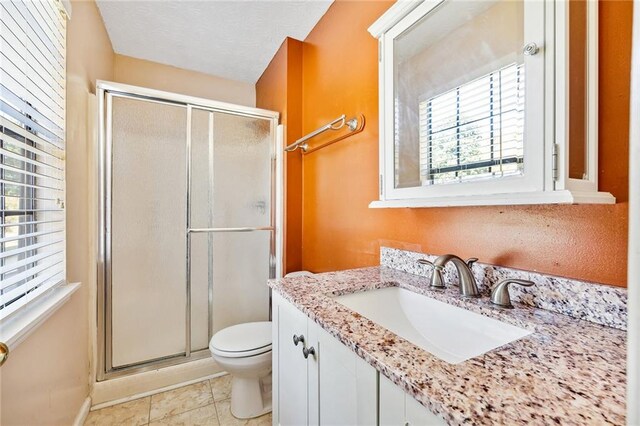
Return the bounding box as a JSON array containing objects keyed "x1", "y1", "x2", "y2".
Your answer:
[
  {"x1": 369, "y1": 0, "x2": 614, "y2": 207},
  {"x1": 393, "y1": 0, "x2": 527, "y2": 190}
]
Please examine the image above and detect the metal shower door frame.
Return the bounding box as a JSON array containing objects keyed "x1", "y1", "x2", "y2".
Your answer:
[{"x1": 96, "y1": 81, "x2": 280, "y2": 381}]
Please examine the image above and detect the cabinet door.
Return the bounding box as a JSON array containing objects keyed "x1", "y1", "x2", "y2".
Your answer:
[
  {"x1": 380, "y1": 374, "x2": 445, "y2": 426},
  {"x1": 308, "y1": 324, "x2": 377, "y2": 425},
  {"x1": 406, "y1": 395, "x2": 446, "y2": 426},
  {"x1": 379, "y1": 374, "x2": 406, "y2": 426},
  {"x1": 275, "y1": 295, "x2": 310, "y2": 426}
]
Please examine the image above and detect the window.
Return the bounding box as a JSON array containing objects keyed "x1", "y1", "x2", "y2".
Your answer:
[
  {"x1": 419, "y1": 63, "x2": 525, "y2": 186},
  {"x1": 0, "y1": 0, "x2": 67, "y2": 321}
]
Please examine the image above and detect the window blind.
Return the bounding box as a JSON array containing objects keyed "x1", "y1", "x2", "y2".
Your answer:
[
  {"x1": 419, "y1": 63, "x2": 525, "y2": 186},
  {"x1": 0, "y1": 0, "x2": 66, "y2": 321}
]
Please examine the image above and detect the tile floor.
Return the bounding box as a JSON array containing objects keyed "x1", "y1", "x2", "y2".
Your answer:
[{"x1": 85, "y1": 375, "x2": 272, "y2": 426}]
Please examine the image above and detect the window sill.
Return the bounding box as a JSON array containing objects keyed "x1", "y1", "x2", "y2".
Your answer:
[
  {"x1": 0, "y1": 282, "x2": 81, "y2": 350},
  {"x1": 369, "y1": 190, "x2": 616, "y2": 208}
]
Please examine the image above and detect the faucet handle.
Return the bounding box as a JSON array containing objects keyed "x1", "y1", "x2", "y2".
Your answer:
[
  {"x1": 490, "y1": 279, "x2": 534, "y2": 308},
  {"x1": 417, "y1": 258, "x2": 446, "y2": 289},
  {"x1": 465, "y1": 258, "x2": 479, "y2": 268}
]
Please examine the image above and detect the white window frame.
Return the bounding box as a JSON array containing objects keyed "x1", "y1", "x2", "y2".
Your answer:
[{"x1": 369, "y1": 0, "x2": 615, "y2": 208}]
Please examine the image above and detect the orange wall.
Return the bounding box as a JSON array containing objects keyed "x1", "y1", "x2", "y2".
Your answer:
[
  {"x1": 256, "y1": 38, "x2": 305, "y2": 273},
  {"x1": 259, "y1": 0, "x2": 632, "y2": 287}
]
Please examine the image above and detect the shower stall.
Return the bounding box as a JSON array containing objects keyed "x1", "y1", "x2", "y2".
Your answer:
[{"x1": 96, "y1": 81, "x2": 281, "y2": 380}]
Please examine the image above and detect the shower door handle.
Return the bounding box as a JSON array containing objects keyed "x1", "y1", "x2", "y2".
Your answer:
[{"x1": 188, "y1": 226, "x2": 274, "y2": 233}]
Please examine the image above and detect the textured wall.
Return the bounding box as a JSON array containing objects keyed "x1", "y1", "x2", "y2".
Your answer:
[
  {"x1": 257, "y1": 0, "x2": 632, "y2": 287},
  {"x1": 113, "y1": 54, "x2": 256, "y2": 107},
  {"x1": 256, "y1": 38, "x2": 304, "y2": 273}
]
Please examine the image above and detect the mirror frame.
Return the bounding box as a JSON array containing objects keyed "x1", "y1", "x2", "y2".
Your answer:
[{"x1": 368, "y1": 0, "x2": 615, "y2": 208}]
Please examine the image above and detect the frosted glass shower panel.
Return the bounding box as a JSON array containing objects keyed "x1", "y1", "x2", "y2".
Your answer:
[
  {"x1": 190, "y1": 108, "x2": 211, "y2": 230},
  {"x1": 189, "y1": 108, "x2": 212, "y2": 352},
  {"x1": 110, "y1": 96, "x2": 188, "y2": 367},
  {"x1": 190, "y1": 232, "x2": 210, "y2": 352},
  {"x1": 190, "y1": 111, "x2": 273, "y2": 229},
  {"x1": 210, "y1": 231, "x2": 271, "y2": 335}
]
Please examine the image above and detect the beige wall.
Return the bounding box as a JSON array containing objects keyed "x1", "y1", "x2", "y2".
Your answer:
[
  {"x1": 1, "y1": 1, "x2": 115, "y2": 425},
  {"x1": 1, "y1": 2, "x2": 257, "y2": 423},
  {"x1": 114, "y1": 54, "x2": 256, "y2": 106}
]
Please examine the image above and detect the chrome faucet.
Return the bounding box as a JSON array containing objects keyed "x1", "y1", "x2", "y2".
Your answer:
[{"x1": 418, "y1": 254, "x2": 480, "y2": 298}]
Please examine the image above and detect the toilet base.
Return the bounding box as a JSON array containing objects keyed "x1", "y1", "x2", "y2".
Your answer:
[{"x1": 230, "y1": 373, "x2": 272, "y2": 419}]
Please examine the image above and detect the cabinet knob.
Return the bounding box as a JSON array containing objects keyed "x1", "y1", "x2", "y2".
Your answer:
[
  {"x1": 523, "y1": 42, "x2": 540, "y2": 56},
  {"x1": 302, "y1": 346, "x2": 315, "y2": 359},
  {"x1": 292, "y1": 334, "x2": 305, "y2": 346}
]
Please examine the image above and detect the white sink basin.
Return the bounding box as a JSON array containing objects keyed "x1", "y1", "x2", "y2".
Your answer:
[{"x1": 334, "y1": 287, "x2": 531, "y2": 364}]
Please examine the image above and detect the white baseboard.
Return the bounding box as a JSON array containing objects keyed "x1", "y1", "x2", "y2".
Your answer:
[
  {"x1": 91, "y1": 357, "x2": 223, "y2": 408},
  {"x1": 73, "y1": 397, "x2": 92, "y2": 426}
]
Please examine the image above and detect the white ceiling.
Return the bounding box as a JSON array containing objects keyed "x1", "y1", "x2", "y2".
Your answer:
[{"x1": 96, "y1": 0, "x2": 333, "y2": 83}]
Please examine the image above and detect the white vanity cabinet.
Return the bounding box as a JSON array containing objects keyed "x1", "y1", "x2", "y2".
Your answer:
[
  {"x1": 273, "y1": 293, "x2": 377, "y2": 425},
  {"x1": 274, "y1": 293, "x2": 313, "y2": 425},
  {"x1": 273, "y1": 293, "x2": 443, "y2": 426},
  {"x1": 309, "y1": 324, "x2": 378, "y2": 425}
]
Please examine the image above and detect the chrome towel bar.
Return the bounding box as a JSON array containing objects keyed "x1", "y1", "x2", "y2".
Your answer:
[{"x1": 285, "y1": 114, "x2": 362, "y2": 153}]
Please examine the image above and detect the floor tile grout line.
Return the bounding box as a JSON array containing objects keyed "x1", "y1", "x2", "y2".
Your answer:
[
  {"x1": 147, "y1": 394, "x2": 152, "y2": 425},
  {"x1": 207, "y1": 377, "x2": 222, "y2": 425},
  {"x1": 216, "y1": 399, "x2": 234, "y2": 426},
  {"x1": 213, "y1": 398, "x2": 233, "y2": 426},
  {"x1": 213, "y1": 399, "x2": 221, "y2": 426},
  {"x1": 208, "y1": 377, "x2": 215, "y2": 400}
]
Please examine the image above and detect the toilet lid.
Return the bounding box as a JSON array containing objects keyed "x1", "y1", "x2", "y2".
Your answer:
[{"x1": 209, "y1": 321, "x2": 272, "y2": 358}]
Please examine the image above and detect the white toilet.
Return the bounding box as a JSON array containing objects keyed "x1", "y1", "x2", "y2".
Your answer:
[
  {"x1": 209, "y1": 271, "x2": 313, "y2": 419},
  {"x1": 209, "y1": 322, "x2": 273, "y2": 419}
]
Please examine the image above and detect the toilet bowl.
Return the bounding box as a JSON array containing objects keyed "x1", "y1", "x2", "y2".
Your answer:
[
  {"x1": 209, "y1": 321, "x2": 273, "y2": 419},
  {"x1": 209, "y1": 272, "x2": 313, "y2": 419}
]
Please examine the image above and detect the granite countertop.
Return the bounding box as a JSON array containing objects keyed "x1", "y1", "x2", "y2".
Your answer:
[{"x1": 268, "y1": 266, "x2": 627, "y2": 425}]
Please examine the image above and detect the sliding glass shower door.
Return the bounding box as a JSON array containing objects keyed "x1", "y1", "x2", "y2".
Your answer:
[
  {"x1": 109, "y1": 96, "x2": 188, "y2": 368},
  {"x1": 188, "y1": 108, "x2": 275, "y2": 352},
  {"x1": 98, "y1": 83, "x2": 279, "y2": 379}
]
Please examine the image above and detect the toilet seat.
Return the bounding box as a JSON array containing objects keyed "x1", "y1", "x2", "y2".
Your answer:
[{"x1": 209, "y1": 321, "x2": 272, "y2": 358}]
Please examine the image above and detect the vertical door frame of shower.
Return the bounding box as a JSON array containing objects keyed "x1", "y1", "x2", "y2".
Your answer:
[{"x1": 96, "y1": 81, "x2": 281, "y2": 381}]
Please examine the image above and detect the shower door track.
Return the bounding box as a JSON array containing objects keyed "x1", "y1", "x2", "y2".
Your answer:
[{"x1": 96, "y1": 81, "x2": 280, "y2": 381}]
